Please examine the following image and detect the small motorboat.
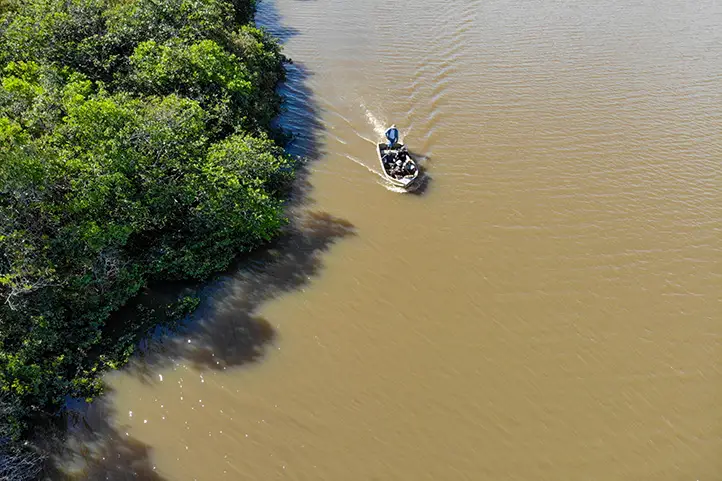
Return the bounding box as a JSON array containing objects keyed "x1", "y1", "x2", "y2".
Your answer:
[{"x1": 377, "y1": 143, "x2": 420, "y2": 189}]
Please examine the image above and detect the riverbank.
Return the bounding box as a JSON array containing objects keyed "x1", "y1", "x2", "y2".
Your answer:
[{"x1": 0, "y1": 0, "x2": 296, "y2": 477}]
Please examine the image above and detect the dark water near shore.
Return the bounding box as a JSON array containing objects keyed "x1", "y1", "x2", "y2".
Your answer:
[{"x1": 56, "y1": 0, "x2": 722, "y2": 479}]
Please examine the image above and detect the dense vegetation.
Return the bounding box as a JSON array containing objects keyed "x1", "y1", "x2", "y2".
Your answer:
[{"x1": 0, "y1": 0, "x2": 293, "y2": 476}]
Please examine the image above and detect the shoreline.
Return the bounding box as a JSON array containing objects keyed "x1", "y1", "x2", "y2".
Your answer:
[{"x1": 0, "y1": 0, "x2": 313, "y2": 478}]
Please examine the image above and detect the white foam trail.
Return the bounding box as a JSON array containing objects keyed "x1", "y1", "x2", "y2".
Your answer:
[
  {"x1": 378, "y1": 180, "x2": 409, "y2": 193},
  {"x1": 360, "y1": 100, "x2": 412, "y2": 145},
  {"x1": 361, "y1": 102, "x2": 387, "y2": 139},
  {"x1": 345, "y1": 155, "x2": 385, "y2": 178},
  {"x1": 358, "y1": 134, "x2": 379, "y2": 145}
]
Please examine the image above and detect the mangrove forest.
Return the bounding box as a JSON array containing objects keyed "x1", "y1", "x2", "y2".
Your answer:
[{"x1": 0, "y1": 0, "x2": 293, "y2": 477}]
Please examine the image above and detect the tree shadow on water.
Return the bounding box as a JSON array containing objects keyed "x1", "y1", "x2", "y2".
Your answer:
[
  {"x1": 256, "y1": 0, "x2": 325, "y2": 206},
  {"x1": 255, "y1": 0, "x2": 301, "y2": 45},
  {"x1": 271, "y1": 61, "x2": 326, "y2": 211},
  {"x1": 43, "y1": 395, "x2": 164, "y2": 481},
  {"x1": 126, "y1": 211, "x2": 356, "y2": 381}
]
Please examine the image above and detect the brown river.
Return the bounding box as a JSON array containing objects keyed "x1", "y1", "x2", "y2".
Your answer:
[{"x1": 55, "y1": 0, "x2": 722, "y2": 479}]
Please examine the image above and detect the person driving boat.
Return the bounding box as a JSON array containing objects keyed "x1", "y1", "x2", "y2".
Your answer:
[{"x1": 385, "y1": 124, "x2": 399, "y2": 148}]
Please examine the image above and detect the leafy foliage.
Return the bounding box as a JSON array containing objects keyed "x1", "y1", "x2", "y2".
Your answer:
[{"x1": 0, "y1": 0, "x2": 291, "y2": 474}]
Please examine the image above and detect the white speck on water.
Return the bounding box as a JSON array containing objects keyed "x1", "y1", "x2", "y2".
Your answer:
[
  {"x1": 125, "y1": 432, "x2": 129, "y2": 436},
  {"x1": 143, "y1": 419, "x2": 148, "y2": 424},
  {"x1": 162, "y1": 416, "x2": 166, "y2": 420},
  {"x1": 187, "y1": 339, "x2": 191, "y2": 343},
  {"x1": 245, "y1": 434, "x2": 248, "y2": 437},
  {"x1": 128, "y1": 411, "x2": 133, "y2": 417},
  {"x1": 186, "y1": 446, "x2": 189, "y2": 450},
  {"x1": 180, "y1": 396, "x2": 183, "y2": 400},
  {"x1": 220, "y1": 430, "x2": 223, "y2": 434},
  {"x1": 160, "y1": 405, "x2": 164, "y2": 408},
  {"x1": 159, "y1": 374, "x2": 163, "y2": 381}
]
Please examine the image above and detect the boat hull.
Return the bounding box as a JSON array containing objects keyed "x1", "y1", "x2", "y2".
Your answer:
[{"x1": 377, "y1": 143, "x2": 420, "y2": 188}]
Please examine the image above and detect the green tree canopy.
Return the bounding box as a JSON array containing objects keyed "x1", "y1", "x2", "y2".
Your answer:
[{"x1": 0, "y1": 0, "x2": 292, "y2": 473}]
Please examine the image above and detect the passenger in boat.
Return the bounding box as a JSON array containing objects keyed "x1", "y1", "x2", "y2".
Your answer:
[
  {"x1": 382, "y1": 152, "x2": 394, "y2": 172},
  {"x1": 391, "y1": 150, "x2": 414, "y2": 177},
  {"x1": 385, "y1": 125, "x2": 399, "y2": 148},
  {"x1": 403, "y1": 159, "x2": 417, "y2": 175},
  {"x1": 392, "y1": 157, "x2": 405, "y2": 177}
]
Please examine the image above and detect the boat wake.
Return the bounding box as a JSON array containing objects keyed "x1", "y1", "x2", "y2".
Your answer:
[
  {"x1": 344, "y1": 154, "x2": 385, "y2": 178},
  {"x1": 360, "y1": 102, "x2": 412, "y2": 145},
  {"x1": 377, "y1": 180, "x2": 410, "y2": 193},
  {"x1": 361, "y1": 102, "x2": 387, "y2": 139}
]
